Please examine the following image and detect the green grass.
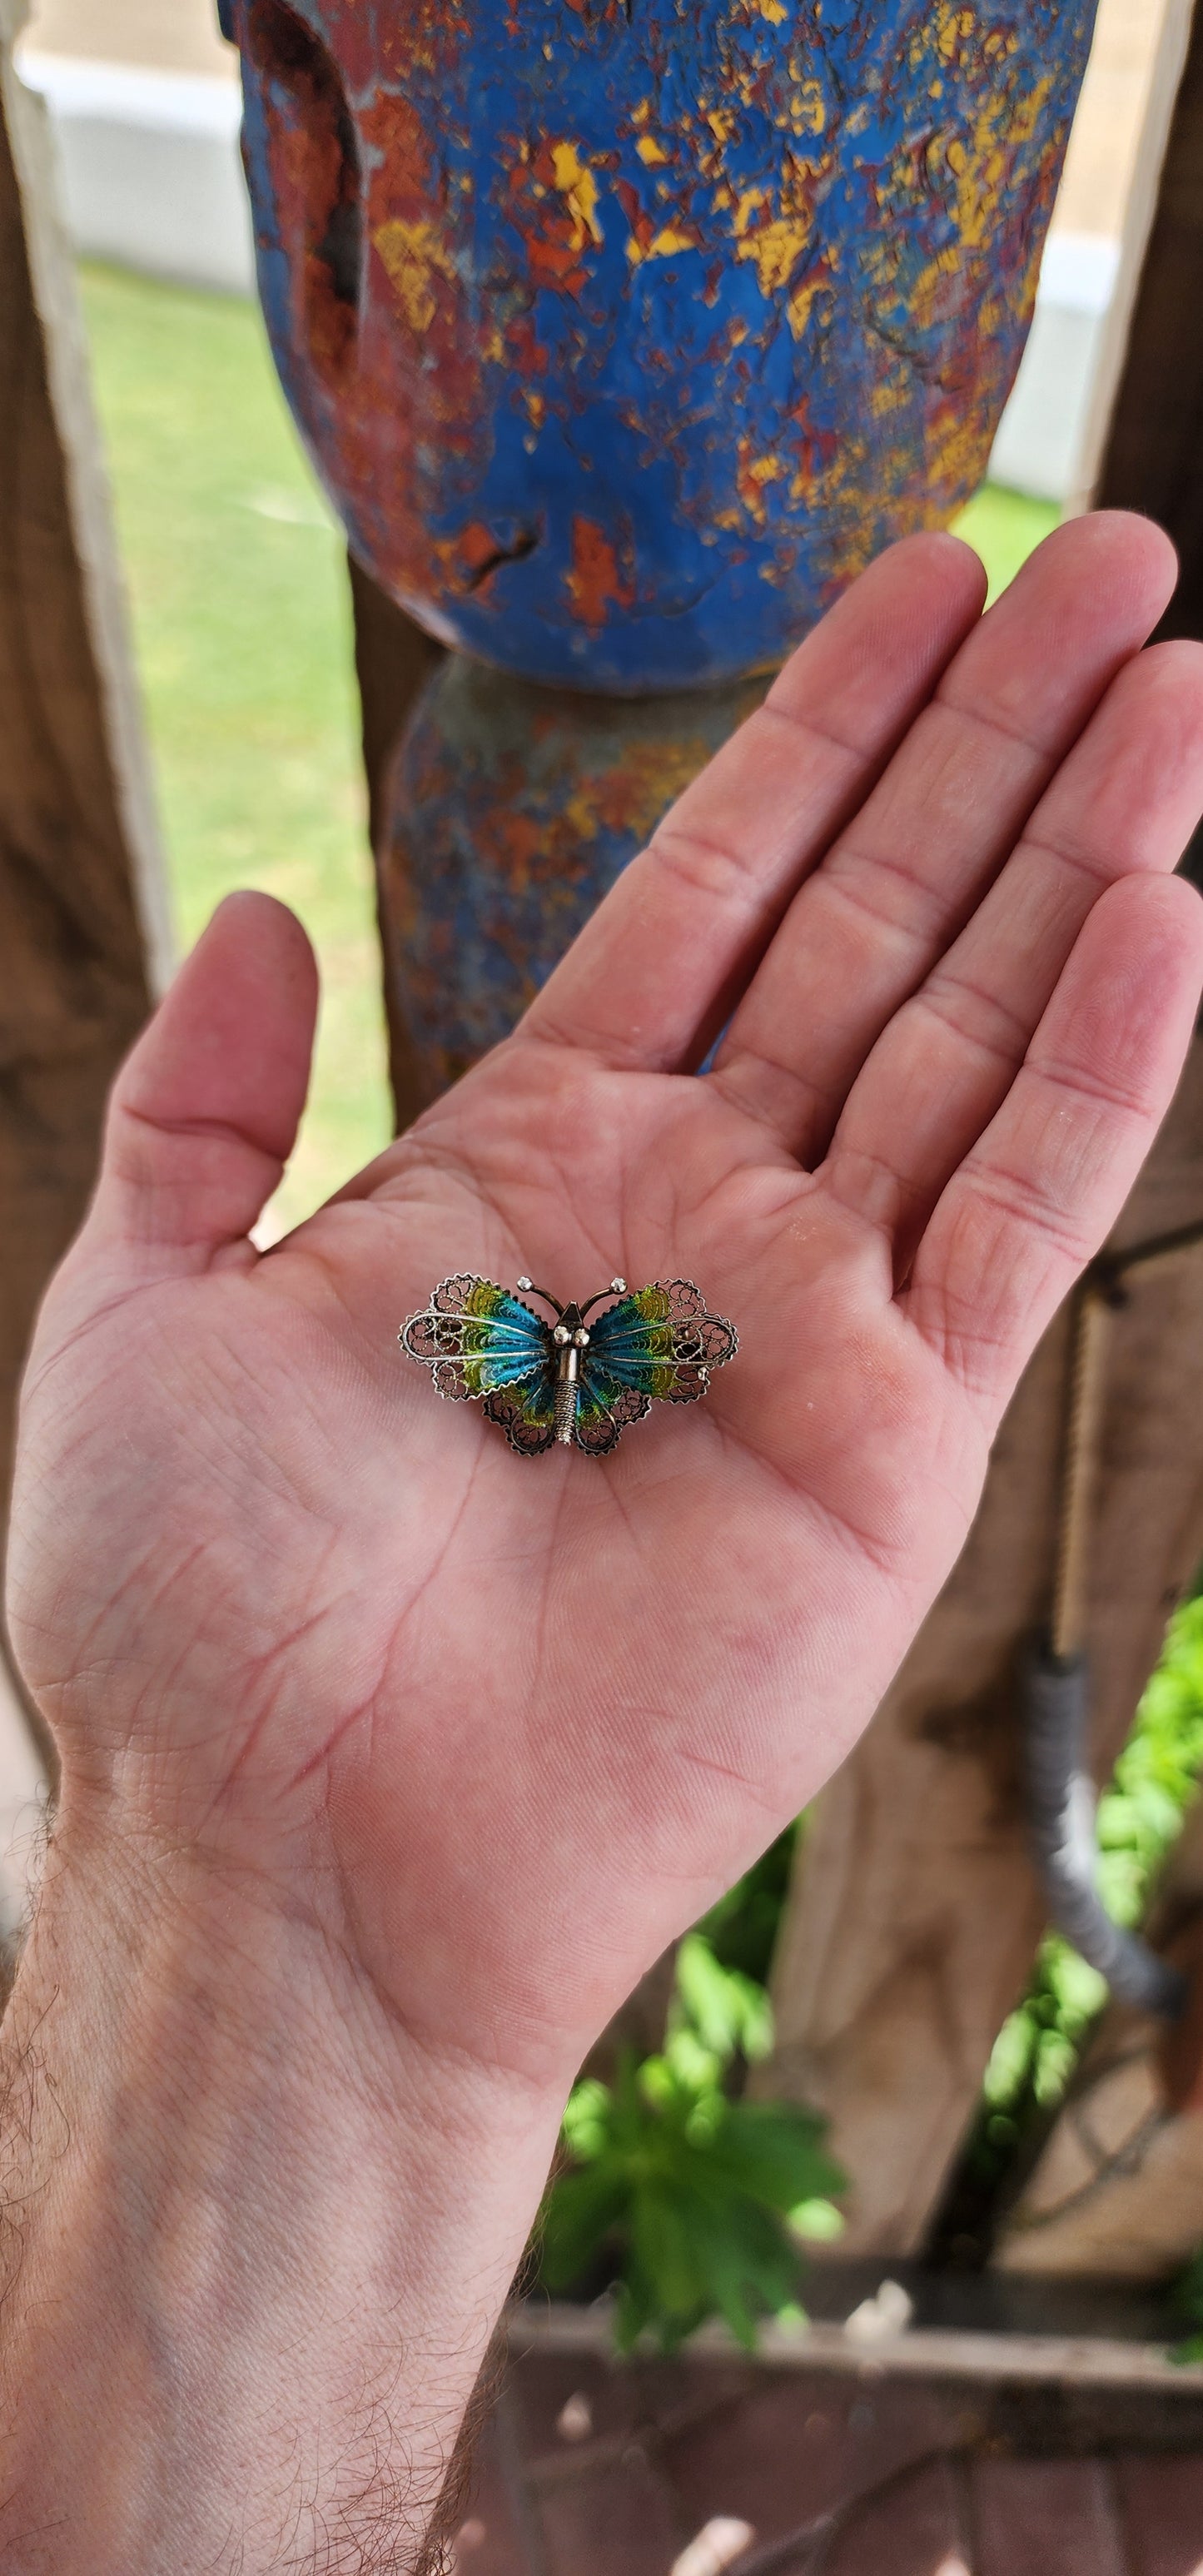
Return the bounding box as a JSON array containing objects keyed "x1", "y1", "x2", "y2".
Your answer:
[
  {"x1": 78, "y1": 261, "x2": 1059, "y2": 1226},
  {"x1": 79, "y1": 262, "x2": 391, "y2": 1235},
  {"x1": 953, "y1": 482, "x2": 1060, "y2": 602}
]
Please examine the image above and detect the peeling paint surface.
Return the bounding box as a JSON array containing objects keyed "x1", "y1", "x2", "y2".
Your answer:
[
  {"x1": 381, "y1": 659, "x2": 768, "y2": 1091},
  {"x1": 228, "y1": 0, "x2": 1092, "y2": 690}
]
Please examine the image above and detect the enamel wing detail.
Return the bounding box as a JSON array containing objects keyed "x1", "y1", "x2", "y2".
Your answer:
[{"x1": 400, "y1": 1275, "x2": 738, "y2": 1456}]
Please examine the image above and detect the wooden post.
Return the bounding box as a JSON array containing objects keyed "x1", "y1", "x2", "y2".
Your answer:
[
  {"x1": 988, "y1": 0, "x2": 1203, "y2": 2285},
  {"x1": 1066, "y1": 0, "x2": 1196, "y2": 520},
  {"x1": 0, "y1": 4, "x2": 167, "y2": 1818},
  {"x1": 346, "y1": 554, "x2": 442, "y2": 1131}
]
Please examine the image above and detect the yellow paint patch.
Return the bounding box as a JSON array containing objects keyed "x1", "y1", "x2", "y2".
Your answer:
[
  {"x1": 938, "y1": 2, "x2": 977, "y2": 61},
  {"x1": 788, "y1": 78, "x2": 826, "y2": 135},
  {"x1": 787, "y1": 275, "x2": 823, "y2": 340},
  {"x1": 738, "y1": 212, "x2": 811, "y2": 297},
  {"x1": 374, "y1": 216, "x2": 457, "y2": 334},
  {"x1": 754, "y1": 0, "x2": 788, "y2": 20},
  {"x1": 627, "y1": 223, "x2": 698, "y2": 265},
  {"x1": 636, "y1": 134, "x2": 669, "y2": 165},
  {"x1": 736, "y1": 440, "x2": 788, "y2": 525},
  {"x1": 733, "y1": 185, "x2": 771, "y2": 237},
  {"x1": 549, "y1": 140, "x2": 604, "y2": 246}
]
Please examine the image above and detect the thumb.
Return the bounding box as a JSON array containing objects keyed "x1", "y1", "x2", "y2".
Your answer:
[{"x1": 86, "y1": 891, "x2": 318, "y2": 1274}]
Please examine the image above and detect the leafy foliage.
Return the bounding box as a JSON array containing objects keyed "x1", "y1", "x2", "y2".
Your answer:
[
  {"x1": 697, "y1": 1822, "x2": 799, "y2": 1985},
  {"x1": 541, "y1": 1925, "x2": 843, "y2": 2351}
]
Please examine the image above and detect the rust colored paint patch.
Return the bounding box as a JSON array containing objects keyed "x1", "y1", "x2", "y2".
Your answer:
[{"x1": 567, "y1": 518, "x2": 631, "y2": 628}]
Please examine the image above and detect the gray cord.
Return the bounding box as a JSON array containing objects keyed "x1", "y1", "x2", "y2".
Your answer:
[{"x1": 1024, "y1": 1642, "x2": 1186, "y2": 2021}]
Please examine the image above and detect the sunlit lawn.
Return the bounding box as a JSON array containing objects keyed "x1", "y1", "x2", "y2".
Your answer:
[
  {"x1": 80, "y1": 261, "x2": 390, "y2": 1235},
  {"x1": 80, "y1": 261, "x2": 1059, "y2": 1226}
]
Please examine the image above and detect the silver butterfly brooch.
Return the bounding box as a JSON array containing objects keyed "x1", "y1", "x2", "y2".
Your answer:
[{"x1": 400, "y1": 1274, "x2": 738, "y2": 1456}]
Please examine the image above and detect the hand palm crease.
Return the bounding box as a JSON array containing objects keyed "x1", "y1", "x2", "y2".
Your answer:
[{"x1": 11, "y1": 515, "x2": 1203, "y2": 2095}]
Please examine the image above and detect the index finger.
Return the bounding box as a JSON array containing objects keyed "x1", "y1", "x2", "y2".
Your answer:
[{"x1": 514, "y1": 532, "x2": 987, "y2": 1072}]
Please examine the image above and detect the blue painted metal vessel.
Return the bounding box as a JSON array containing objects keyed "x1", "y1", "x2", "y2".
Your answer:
[{"x1": 224, "y1": 0, "x2": 1093, "y2": 693}]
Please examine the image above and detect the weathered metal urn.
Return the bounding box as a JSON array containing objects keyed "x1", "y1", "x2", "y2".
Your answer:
[{"x1": 221, "y1": 0, "x2": 1095, "y2": 1092}]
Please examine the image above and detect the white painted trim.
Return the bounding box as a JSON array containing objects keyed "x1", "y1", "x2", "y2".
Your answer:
[
  {"x1": 17, "y1": 47, "x2": 256, "y2": 298},
  {"x1": 989, "y1": 233, "x2": 1122, "y2": 504},
  {"x1": 19, "y1": 50, "x2": 241, "y2": 130}
]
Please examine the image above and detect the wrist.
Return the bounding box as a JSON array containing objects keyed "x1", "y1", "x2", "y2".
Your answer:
[{"x1": 0, "y1": 1809, "x2": 563, "y2": 2575}]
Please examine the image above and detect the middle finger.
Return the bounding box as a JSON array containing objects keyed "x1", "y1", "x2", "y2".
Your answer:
[{"x1": 706, "y1": 511, "x2": 1176, "y2": 1162}]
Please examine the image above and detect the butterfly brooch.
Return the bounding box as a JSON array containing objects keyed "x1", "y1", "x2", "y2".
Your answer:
[{"x1": 400, "y1": 1274, "x2": 738, "y2": 1456}]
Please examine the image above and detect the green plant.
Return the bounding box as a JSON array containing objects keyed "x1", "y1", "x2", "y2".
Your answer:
[
  {"x1": 541, "y1": 1928, "x2": 843, "y2": 2351},
  {"x1": 696, "y1": 1821, "x2": 799, "y2": 1985},
  {"x1": 79, "y1": 262, "x2": 391, "y2": 1235}
]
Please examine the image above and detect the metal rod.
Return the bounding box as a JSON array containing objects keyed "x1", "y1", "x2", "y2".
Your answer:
[{"x1": 1024, "y1": 1644, "x2": 1186, "y2": 2020}]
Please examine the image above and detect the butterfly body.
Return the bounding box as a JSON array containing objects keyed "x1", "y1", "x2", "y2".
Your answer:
[{"x1": 400, "y1": 1274, "x2": 737, "y2": 1456}]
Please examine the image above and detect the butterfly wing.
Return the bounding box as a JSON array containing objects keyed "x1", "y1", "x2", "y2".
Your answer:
[
  {"x1": 400, "y1": 1276, "x2": 552, "y2": 1405},
  {"x1": 573, "y1": 1378, "x2": 651, "y2": 1456},
  {"x1": 578, "y1": 1280, "x2": 738, "y2": 1450},
  {"x1": 482, "y1": 1368, "x2": 559, "y2": 1457}
]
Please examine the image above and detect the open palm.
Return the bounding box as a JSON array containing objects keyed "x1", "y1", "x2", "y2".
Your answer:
[{"x1": 11, "y1": 517, "x2": 1203, "y2": 2097}]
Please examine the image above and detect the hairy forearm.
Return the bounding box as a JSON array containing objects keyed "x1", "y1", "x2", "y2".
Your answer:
[{"x1": 0, "y1": 1821, "x2": 562, "y2": 2576}]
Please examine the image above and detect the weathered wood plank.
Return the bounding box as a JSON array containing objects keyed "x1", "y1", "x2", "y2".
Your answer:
[
  {"x1": 1069, "y1": 0, "x2": 1196, "y2": 517},
  {"x1": 822, "y1": 2460, "x2": 969, "y2": 2576},
  {"x1": 971, "y1": 2459, "x2": 1130, "y2": 2576},
  {"x1": 763, "y1": 1042, "x2": 1203, "y2": 2256},
  {"x1": 1115, "y1": 2455, "x2": 1203, "y2": 2576},
  {"x1": 1091, "y1": 0, "x2": 1203, "y2": 641},
  {"x1": 0, "y1": 5, "x2": 167, "y2": 1793}
]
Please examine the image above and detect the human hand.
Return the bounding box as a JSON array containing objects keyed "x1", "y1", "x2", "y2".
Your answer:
[{"x1": 11, "y1": 514, "x2": 1203, "y2": 2101}]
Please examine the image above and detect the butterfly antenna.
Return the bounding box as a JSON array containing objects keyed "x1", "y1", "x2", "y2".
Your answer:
[
  {"x1": 579, "y1": 1277, "x2": 629, "y2": 1319},
  {"x1": 515, "y1": 1277, "x2": 564, "y2": 1316}
]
